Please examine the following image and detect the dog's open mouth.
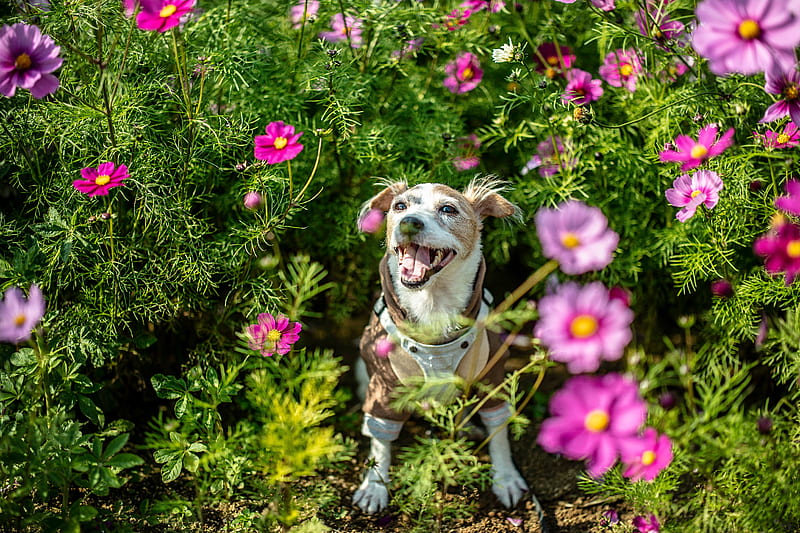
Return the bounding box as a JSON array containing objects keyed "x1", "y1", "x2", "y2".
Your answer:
[{"x1": 396, "y1": 243, "x2": 456, "y2": 288}]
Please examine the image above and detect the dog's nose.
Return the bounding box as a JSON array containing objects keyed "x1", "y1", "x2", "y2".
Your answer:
[{"x1": 398, "y1": 216, "x2": 424, "y2": 237}]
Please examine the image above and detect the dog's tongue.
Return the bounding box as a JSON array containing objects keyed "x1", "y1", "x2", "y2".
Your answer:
[{"x1": 400, "y1": 243, "x2": 431, "y2": 281}]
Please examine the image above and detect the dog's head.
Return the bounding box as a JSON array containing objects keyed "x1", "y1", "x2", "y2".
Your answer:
[{"x1": 361, "y1": 177, "x2": 519, "y2": 290}]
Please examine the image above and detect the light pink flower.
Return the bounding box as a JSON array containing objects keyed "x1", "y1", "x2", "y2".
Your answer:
[
  {"x1": 358, "y1": 208, "x2": 385, "y2": 234},
  {"x1": 665, "y1": 170, "x2": 724, "y2": 222},
  {"x1": 254, "y1": 121, "x2": 304, "y2": 164},
  {"x1": 561, "y1": 68, "x2": 604, "y2": 106},
  {"x1": 246, "y1": 312, "x2": 302, "y2": 357},
  {"x1": 534, "y1": 282, "x2": 633, "y2": 374},
  {"x1": 319, "y1": 13, "x2": 363, "y2": 48},
  {"x1": 521, "y1": 136, "x2": 576, "y2": 178},
  {"x1": 243, "y1": 192, "x2": 263, "y2": 210},
  {"x1": 443, "y1": 52, "x2": 482, "y2": 94},
  {"x1": 754, "y1": 122, "x2": 800, "y2": 149},
  {"x1": 136, "y1": 0, "x2": 195, "y2": 33},
  {"x1": 73, "y1": 162, "x2": 130, "y2": 197},
  {"x1": 658, "y1": 124, "x2": 734, "y2": 171},
  {"x1": 0, "y1": 22, "x2": 62, "y2": 99},
  {"x1": 598, "y1": 49, "x2": 642, "y2": 92},
  {"x1": 289, "y1": 0, "x2": 319, "y2": 29},
  {"x1": 621, "y1": 428, "x2": 673, "y2": 481},
  {"x1": 0, "y1": 284, "x2": 45, "y2": 344}
]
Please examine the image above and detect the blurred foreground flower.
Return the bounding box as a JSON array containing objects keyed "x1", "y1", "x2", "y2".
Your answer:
[
  {"x1": 775, "y1": 179, "x2": 800, "y2": 216},
  {"x1": 658, "y1": 124, "x2": 734, "y2": 171},
  {"x1": 289, "y1": 0, "x2": 318, "y2": 29},
  {"x1": 632, "y1": 514, "x2": 661, "y2": 533},
  {"x1": 691, "y1": 0, "x2": 800, "y2": 76},
  {"x1": 73, "y1": 162, "x2": 130, "y2": 197},
  {"x1": 533, "y1": 42, "x2": 574, "y2": 79},
  {"x1": 754, "y1": 122, "x2": 800, "y2": 149},
  {"x1": 254, "y1": 121, "x2": 304, "y2": 164},
  {"x1": 664, "y1": 170, "x2": 723, "y2": 222},
  {"x1": 621, "y1": 427, "x2": 673, "y2": 481},
  {"x1": 534, "y1": 200, "x2": 619, "y2": 275},
  {"x1": 246, "y1": 313, "x2": 302, "y2": 357},
  {"x1": 358, "y1": 208, "x2": 385, "y2": 234},
  {"x1": 0, "y1": 22, "x2": 62, "y2": 99},
  {"x1": 534, "y1": 281, "x2": 633, "y2": 374},
  {"x1": 319, "y1": 13, "x2": 363, "y2": 48},
  {"x1": 443, "y1": 52, "x2": 482, "y2": 94},
  {"x1": 561, "y1": 68, "x2": 603, "y2": 106},
  {"x1": 537, "y1": 373, "x2": 646, "y2": 477},
  {"x1": 136, "y1": 0, "x2": 195, "y2": 33},
  {"x1": 599, "y1": 48, "x2": 642, "y2": 92},
  {"x1": 0, "y1": 284, "x2": 45, "y2": 344},
  {"x1": 754, "y1": 220, "x2": 800, "y2": 284},
  {"x1": 760, "y1": 65, "x2": 800, "y2": 125}
]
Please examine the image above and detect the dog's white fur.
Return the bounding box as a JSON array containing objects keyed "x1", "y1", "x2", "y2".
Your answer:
[{"x1": 353, "y1": 177, "x2": 528, "y2": 514}]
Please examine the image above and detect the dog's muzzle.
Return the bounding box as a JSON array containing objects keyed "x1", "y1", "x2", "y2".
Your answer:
[{"x1": 395, "y1": 242, "x2": 456, "y2": 288}]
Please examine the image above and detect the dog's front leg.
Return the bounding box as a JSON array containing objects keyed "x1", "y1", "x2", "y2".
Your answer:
[
  {"x1": 353, "y1": 436, "x2": 392, "y2": 514},
  {"x1": 481, "y1": 404, "x2": 528, "y2": 507}
]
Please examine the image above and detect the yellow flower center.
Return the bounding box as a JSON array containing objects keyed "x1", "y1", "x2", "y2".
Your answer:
[
  {"x1": 619, "y1": 63, "x2": 634, "y2": 76},
  {"x1": 786, "y1": 240, "x2": 800, "y2": 258},
  {"x1": 690, "y1": 144, "x2": 708, "y2": 159},
  {"x1": 160, "y1": 4, "x2": 177, "y2": 17},
  {"x1": 738, "y1": 19, "x2": 761, "y2": 40},
  {"x1": 570, "y1": 314, "x2": 599, "y2": 338},
  {"x1": 641, "y1": 450, "x2": 657, "y2": 466},
  {"x1": 461, "y1": 67, "x2": 474, "y2": 81},
  {"x1": 15, "y1": 53, "x2": 32, "y2": 70},
  {"x1": 545, "y1": 67, "x2": 557, "y2": 79},
  {"x1": 273, "y1": 136, "x2": 288, "y2": 150},
  {"x1": 95, "y1": 174, "x2": 111, "y2": 186},
  {"x1": 546, "y1": 55, "x2": 559, "y2": 66},
  {"x1": 267, "y1": 329, "x2": 282, "y2": 343},
  {"x1": 584, "y1": 410, "x2": 610, "y2": 432},
  {"x1": 777, "y1": 133, "x2": 791, "y2": 144},
  {"x1": 14, "y1": 314, "x2": 26, "y2": 327},
  {"x1": 561, "y1": 232, "x2": 581, "y2": 249},
  {"x1": 691, "y1": 189, "x2": 702, "y2": 198},
  {"x1": 784, "y1": 84, "x2": 799, "y2": 101}
]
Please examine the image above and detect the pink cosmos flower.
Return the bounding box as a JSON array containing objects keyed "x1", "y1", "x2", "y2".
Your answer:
[
  {"x1": 535, "y1": 200, "x2": 619, "y2": 275},
  {"x1": 521, "y1": 136, "x2": 576, "y2": 178},
  {"x1": 243, "y1": 191, "x2": 263, "y2": 210},
  {"x1": 775, "y1": 179, "x2": 800, "y2": 216},
  {"x1": 533, "y1": 43, "x2": 575, "y2": 79},
  {"x1": 452, "y1": 134, "x2": 481, "y2": 171},
  {"x1": 658, "y1": 124, "x2": 735, "y2": 171},
  {"x1": 443, "y1": 52, "x2": 482, "y2": 94},
  {"x1": 691, "y1": 0, "x2": 800, "y2": 76},
  {"x1": 136, "y1": 0, "x2": 195, "y2": 33},
  {"x1": 534, "y1": 282, "x2": 633, "y2": 374},
  {"x1": 73, "y1": 162, "x2": 130, "y2": 197},
  {"x1": 0, "y1": 284, "x2": 45, "y2": 344},
  {"x1": 460, "y1": 0, "x2": 504, "y2": 13},
  {"x1": 375, "y1": 337, "x2": 394, "y2": 358},
  {"x1": 254, "y1": 121, "x2": 304, "y2": 164},
  {"x1": 621, "y1": 428, "x2": 673, "y2": 482},
  {"x1": 289, "y1": 0, "x2": 319, "y2": 30},
  {"x1": 122, "y1": 0, "x2": 138, "y2": 17},
  {"x1": 537, "y1": 373, "x2": 647, "y2": 477},
  {"x1": 754, "y1": 122, "x2": 800, "y2": 149},
  {"x1": 754, "y1": 220, "x2": 800, "y2": 284},
  {"x1": 319, "y1": 13, "x2": 363, "y2": 48},
  {"x1": 590, "y1": 0, "x2": 615, "y2": 10},
  {"x1": 598, "y1": 49, "x2": 642, "y2": 92},
  {"x1": 665, "y1": 170, "x2": 724, "y2": 222},
  {"x1": 635, "y1": 0, "x2": 685, "y2": 47},
  {"x1": 441, "y1": 8, "x2": 472, "y2": 31},
  {"x1": 0, "y1": 23, "x2": 62, "y2": 99},
  {"x1": 246, "y1": 312, "x2": 302, "y2": 357},
  {"x1": 358, "y1": 208, "x2": 385, "y2": 234},
  {"x1": 561, "y1": 68, "x2": 604, "y2": 106},
  {"x1": 760, "y1": 65, "x2": 800, "y2": 126},
  {"x1": 632, "y1": 514, "x2": 661, "y2": 533}
]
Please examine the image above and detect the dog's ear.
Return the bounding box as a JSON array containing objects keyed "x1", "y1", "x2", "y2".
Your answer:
[
  {"x1": 463, "y1": 176, "x2": 521, "y2": 221},
  {"x1": 367, "y1": 181, "x2": 408, "y2": 212}
]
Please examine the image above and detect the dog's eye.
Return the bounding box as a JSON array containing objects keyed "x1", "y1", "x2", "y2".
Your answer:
[
  {"x1": 393, "y1": 201, "x2": 407, "y2": 211},
  {"x1": 440, "y1": 204, "x2": 458, "y2": 215}
]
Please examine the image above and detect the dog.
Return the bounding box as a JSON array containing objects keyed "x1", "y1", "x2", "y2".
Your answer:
[{"x1": 353, "y1": 177, "x2": 528, "y2": 514}]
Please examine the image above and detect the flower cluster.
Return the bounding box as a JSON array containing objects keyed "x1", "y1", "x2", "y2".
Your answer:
[{"x1": 246, "y1": 312, "x2": 302, "y2": 357}]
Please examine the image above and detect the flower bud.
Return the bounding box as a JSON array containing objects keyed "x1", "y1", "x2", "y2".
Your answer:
[
  {"x1": 757, "y1": 416, "x2": 773, "y2": 434},
  {"x1": 243, "y1": 192, "x2": 263, "y2": 210},
  {"x1": 710, "y1": 279, "x2": 734, "y2": 298}
]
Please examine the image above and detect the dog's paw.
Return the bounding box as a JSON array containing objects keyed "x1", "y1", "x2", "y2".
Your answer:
[
  {"x1": 353, "y1": 479, "x2": 389, "y2": 514},
  {"x1": 491, "y1": 468, "x2": 529, "y2": 508}
]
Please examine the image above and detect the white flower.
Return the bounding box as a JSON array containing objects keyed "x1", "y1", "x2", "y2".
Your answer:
[{"x1": 492, "y1": 41, "x2": 516, "y2": 63}]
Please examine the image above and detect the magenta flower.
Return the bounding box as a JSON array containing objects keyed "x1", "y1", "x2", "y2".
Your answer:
[
  {"x1": 775, "y1": 179, "x2": 800, "y2": 216},
  {"x1": 632, "y1": 515, "x2": 661, "y2": 533},
  {"x1": 591, "y1": 0, "x2": 615, "y2": 10},
  {"x1": 760, "y1": 65, "x2": 800, "y2": 126},
  {"x1": 246, "y1": 312, "x2": 302, "y2": 357},
  {"x1": 691, "y1": 0, "x2": 800, "y2": 76},
  {"x1": 358, "y1": 208, "x2": 385, "y2": 234},
  {"x1": 598, "y1": 49, "x2": 642, "y2": 92},
  {"x1": 441, "y1": 8, "x2": 472, "y2": 31},
  {"x1": 243, "y1": 191, "x2": 263, "y2": 210},
  {"x1": 122, "y1": 0, "x2": 138, "y2": 17},
  {"x1": 289, "y1": 0, "x2": 319, "y2": 29},
  {"x1": 0, "y1": 23, "x2": 62, "y2": 99},
  {"x1": 665, "y1": 170, "x2": 724, "y2": 222},
  {"x1": 535, "y1": 200, "x2": 619, "y2": 275},
  {"x1": 710, "y1": 279, "x2": 734, "y2": 298},
  {"x1": 460, "y1": 0, "x2": 504, "y2": 13},
  {"x1": 537, "y1": 373, "x2": 646, "y2": 477},
  {"x1": 319, "y1": 13, "x2": 363, "y2": 48},
  {"x1": 73, "y1": 162, "x2": 130, "y2": 197},
  {"x1": 443, "y1": 52, "x2": 483, "y2": 94},
  {"x1": 0, "y1": 284, "x2": 45, "y2": 344},
  {"x1": 452, "y1": 134, "x2": 481, "y2": 171},
  {"x1": 533, "y1": 42, "x2": 575, "y2": 79},
  {"x1": 754, "y1": 220, "x2": 800, "y2": 284},
  {"x1": 521, "y1": 136, "x2": 576, "y2": 178},
  {"x1": 658, "y1": 124, "x2": 734, "y2": 171},
  {"x1": 635, "y1": 0, "x2": 685, "y2": 46},
  {"x1": 534, "y1": 282, "x2": 633, "y2": 374},
  {"x1": 136, "y1": 0, "x2": 195, "y2": 33},
  {"x1": 621, "y1": 428, "x2": 673, "y2": 482},
  {"x1": 561, "y1": 69, "x2": 604, "y2": 106},
  {"x1": 254, "y1": 121, "x2": 304, "y2": 164},
  {"x1": 375, "y1": 337, "x2": 394, "y2": 358},
  {"x1": 754, "y1": 122, "x2": 800, "y2": 149}
]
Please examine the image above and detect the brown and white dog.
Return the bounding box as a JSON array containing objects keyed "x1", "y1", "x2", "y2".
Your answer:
[{"x1": 353, "y1": 177, "x2": 528, "y2": 514}]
